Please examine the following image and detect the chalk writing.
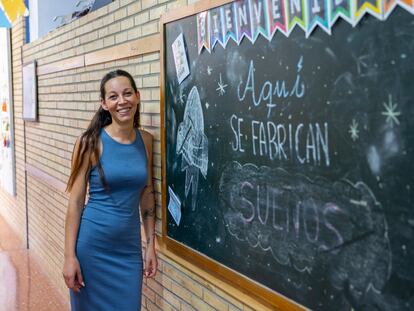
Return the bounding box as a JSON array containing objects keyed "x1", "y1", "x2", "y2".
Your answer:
[
  {"x1": 220, "y1": 162, "x2": 392, "y2": 299},
  {"x1": 237, "y1": 57, "x2": 305, "y2": 117},
  {"x1": 230, "y1": 115, "x2": 330, "y2": 166}
]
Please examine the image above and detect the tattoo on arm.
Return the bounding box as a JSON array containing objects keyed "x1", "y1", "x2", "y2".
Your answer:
[
  {"x1": 143, "y1": 207, "x2": 155, "y2": 219},
  {"x1": 143, "y1": 184, "x2": 155, "y2": 194},
  {"x1": 146, "y1": 233, "x2": 156, "y2": 244}
]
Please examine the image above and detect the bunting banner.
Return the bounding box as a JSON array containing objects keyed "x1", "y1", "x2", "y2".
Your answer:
[
  {"x1": 222, "y1": 3, "x2": 238, "y2": 45},
  {"x1": 235, "y1": 0, "x2": 254, "y2": 43},
  {"x1": 0, "y1": 0, "x2": 28, "y2": 28},
  {"x1": 383, "y1": 0, "x2": 414, "y2": 19},
  {"x1": 286, "y1": 0, "x2": 307, "y2": 34},
  {"x1": 197, "y1": 11, "x2": 211, "y2": 53},
  {"x1": 306, "y1": 0, "x2": 330, "y2": 36},
  {"x1": 210, "y1": 6, "x2": 226, "y2": 49},
  {"x1": 197, "y1": 0, "x2": 414, "y2": 53},
  {"x1": 250, "y1": 0, "x2": 270, "y2": 40},
  {"x1": 354, "y1": 0, "x2": 382, "y2": 23},
  {"x1": 0, "y1": 6, "x2": 10, "y2": 28},
  {"x1": 267, "y1": 0, "x2": 288, "y2": 37},
  {"x1": 329, "y1": 0, "x2": 353, "y2": 27}
]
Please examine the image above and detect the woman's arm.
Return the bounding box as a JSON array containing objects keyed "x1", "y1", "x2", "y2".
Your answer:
[
  {"x1": 139, "y1": 130, "x2": 158, "y2": 278},
  {"x1": 63, "y1": 138, "x2": 89, "y2": 292}
]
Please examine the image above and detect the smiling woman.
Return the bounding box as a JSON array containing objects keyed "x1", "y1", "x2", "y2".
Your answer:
[{"x1": 63, "y1": 70, "x2": 158, "y2": 311}]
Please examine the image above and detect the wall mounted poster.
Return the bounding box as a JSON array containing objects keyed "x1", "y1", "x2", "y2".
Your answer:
[
  {"x1": 0, "y1": 28, "x2": 16, "y2": 195},
  {"x1": 22, "y1": 60, "x2": 37, "y2": 121},
  {"x1": 162, "y1": 1, "x2": 414, "y2": 310}
]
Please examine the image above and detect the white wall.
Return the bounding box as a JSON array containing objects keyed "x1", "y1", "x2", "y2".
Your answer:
[
  {"x1": 28, "y1": 0, "x2": 38, "y2": 41},
  {"x1": 29, "y1": 0, "x2": 78, "y2": 41},
  {"x1": 29, "y1": 0, "x2": 112, "y2": 41}
]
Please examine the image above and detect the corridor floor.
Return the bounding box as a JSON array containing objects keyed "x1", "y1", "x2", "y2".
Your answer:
[{"x1": 0, "y1": 215, "x2": 68, "y2": 310}]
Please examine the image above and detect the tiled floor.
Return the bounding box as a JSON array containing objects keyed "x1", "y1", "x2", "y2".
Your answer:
[{"x1": 0, "y1": 215, "x2": 69, "y2": 311}]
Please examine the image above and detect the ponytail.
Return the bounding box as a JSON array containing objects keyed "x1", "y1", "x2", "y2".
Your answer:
[{"x1": 66, "y1": 107, "x2": 112, "y2": 192}]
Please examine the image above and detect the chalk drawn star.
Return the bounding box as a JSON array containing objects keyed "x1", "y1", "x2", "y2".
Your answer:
[
  {"x1": 348, "y1": 119, "x2": 359, "y2": 141},
  {"x1": 382, "y1": 94, "x2": 401, "y2": 127},
  {"x1": 216, "y1": 73, "x2": 228, "y2": 96},
  {"x1": 178, "y1": 88, "x2": 186, "y2": 104},
  {"x1": 179, "y1": 93, "x2": 186, "y2": 104},
  {"x1": 355, "y1": 55, "x2": 370, "y2": 75},
  {"x1": 207, "y1": 66, "x2": 212, "y2": 75}
]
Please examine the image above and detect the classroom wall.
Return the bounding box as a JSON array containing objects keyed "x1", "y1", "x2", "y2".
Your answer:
[{"x1": 0, "y1": 0, "x2": 274, "y2": 310}]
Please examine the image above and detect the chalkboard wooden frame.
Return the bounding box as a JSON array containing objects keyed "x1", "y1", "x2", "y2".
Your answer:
[{"x1": 160, "y1": 1, "x2": 301, "y2": 309}]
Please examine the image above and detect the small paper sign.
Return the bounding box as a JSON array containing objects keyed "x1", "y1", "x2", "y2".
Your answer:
[
  {"x1": 171, "y1": 33, "x2": 190, "y2": 84},
  {"x1": 168, "y1": 186, "x2": 182, "y2": 226}
]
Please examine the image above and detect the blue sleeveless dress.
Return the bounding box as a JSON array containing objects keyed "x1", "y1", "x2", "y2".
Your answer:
[{"x1": 70, "y1": 128, "x2": 147, "y2": 311}]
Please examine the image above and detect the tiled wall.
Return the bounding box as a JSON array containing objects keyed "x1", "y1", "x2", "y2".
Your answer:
[{"x1": 0, "y1": 1, "x2": 274, "y2": 310}]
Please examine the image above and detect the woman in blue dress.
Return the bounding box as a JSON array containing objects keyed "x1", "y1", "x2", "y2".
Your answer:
[{"x1": 63, "y1": 70, "x2": 157, "y2": 310}]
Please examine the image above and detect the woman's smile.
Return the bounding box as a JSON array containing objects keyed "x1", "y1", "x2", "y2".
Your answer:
[{"x1": 116, "y1": 107, "x2": 132, "y2": 115}]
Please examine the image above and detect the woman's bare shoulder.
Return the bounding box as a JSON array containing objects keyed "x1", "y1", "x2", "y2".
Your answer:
[{"x1": 138, "y1": 129, "x2": 153, "y2": 146}]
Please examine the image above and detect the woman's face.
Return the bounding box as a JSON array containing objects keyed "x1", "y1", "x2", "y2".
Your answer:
[{"x1": 101, "y1": 76, "x2": 140, "y2": 125}]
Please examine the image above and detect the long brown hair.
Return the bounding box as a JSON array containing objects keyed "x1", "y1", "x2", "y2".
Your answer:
[{"x1": 66, "y1": 69, "x2": 140, "y2": 192}]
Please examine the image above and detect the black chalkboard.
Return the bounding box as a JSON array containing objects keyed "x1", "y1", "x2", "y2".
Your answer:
[{"x1": 162, "y1": 5, "x2": 414, "y2": 310}]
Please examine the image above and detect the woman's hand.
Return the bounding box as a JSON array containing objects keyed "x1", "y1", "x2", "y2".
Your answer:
[
  {"x1": 144, "y1": 245, "x2": 157, "y2": 278},
  {"x1": 63, "y1": 256, "x2": 85, "y2": 293}
]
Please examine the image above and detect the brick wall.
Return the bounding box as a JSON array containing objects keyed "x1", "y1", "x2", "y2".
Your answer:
[{"x1": 0, "y1": 0, "x2": 274, "y2": 310}]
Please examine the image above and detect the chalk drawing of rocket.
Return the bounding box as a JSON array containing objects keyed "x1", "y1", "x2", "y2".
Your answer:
[{"x1": 176, "y1": 86, "x2": 208, "y2": 211}]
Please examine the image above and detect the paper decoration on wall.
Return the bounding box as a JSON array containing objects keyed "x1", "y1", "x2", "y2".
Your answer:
[
  {"x1": 168, "y1": 186, "x2": 182, "y2": 226},
  {"x1": 307, "y1": 0, "x2": 330, "y2": 36},
  {"x1": 330, "y1": 0, "x2": 353, "y2": 27},
  {"x1": 0, "y1": 6, "x2": 10, "y2": 28},
  {"x1": 235, "y1": 0, "x2": 254, "y2": 42},
  {"x1": 0, "y1": 0, "x2": 29, "y2": 28},
  {"x1": 383, "y1": 0, "x2": 414, "y2": 18},
  {"x1": 287, "y1": 0, "x2": 307, "y2": 34},
  {"x1": 210, "y1": 7, "x2": 225, "y2": 49},
  {"x1": 172, "y1": 33, "x2": 190, "y2": 84},
  {"x1": 221, "y1": 3, "x2": 237, "y2": 45},
  {"x1": 354, "y1": 0, "x2": 382, "y2": 23},
  {"x1": 197, "y1": 11, "x2": 210, "y2": 53},
  {"x1": 197, "y1": 0, "x2": 414, "y2": 53}
]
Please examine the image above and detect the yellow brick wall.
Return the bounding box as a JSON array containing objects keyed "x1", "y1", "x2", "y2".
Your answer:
[{"x1": 0, "y1": 1, "x2": 276, "y2": 310}]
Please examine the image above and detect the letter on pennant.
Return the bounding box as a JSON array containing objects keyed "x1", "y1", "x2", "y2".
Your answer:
[{"x1": 197, "y1": 11, "x2": 211, "y2": 54}]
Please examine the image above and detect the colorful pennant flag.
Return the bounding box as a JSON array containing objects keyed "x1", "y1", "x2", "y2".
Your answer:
[
  {"x1": 234, "y1": 0, "x2": 254, "y2": 43},
  {"x1": 198, "y1": 12, "x2": 211, "y2": 53},
  {"x1": 267, "y1": 0, "x2": 288, "y2": 37},
  {"x1": 222, "y1": 3, "x2": 238, "y2": 45},
  {"x1": 0, "y1": 5, "x2": 11, "y2": 28},
  {"x1": 354, "y1": 0, "x2": 382, "y2": 23},
  {"x1": 0, "y1": 0, "x2": 28, "y2": 28},
  {"x1": 210, "y1": 7, "x2": 225, "y2": 49},
  {"x1": 383, "y1": 0, "x2": 414, "y2": 18},
  {"x1": 286, "y1": 0, "x2": 307, "y2": 34},
  {"x1": 306, "y1": 0, "x2": 330, "y2": 36},
  {"x1": 329, "y1": 0, "x2": 353, "y2": 27},
  {"x1": 250, "y1": 0, "x2": 270, "y2": 40}
]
